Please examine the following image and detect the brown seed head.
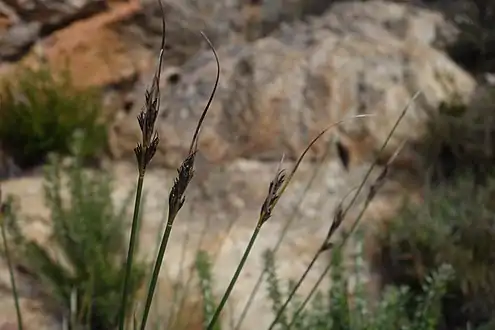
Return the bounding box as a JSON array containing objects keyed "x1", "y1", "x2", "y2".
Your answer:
[
  {"x1": 134, "y1": 0, "x2": 167, "y2": 174},
  {"x1": 260, "y1": 169, "x2": 287, "y2": 225},
  {"x1": 169, "y1": 152, "x2": 196, "y2": 216}
]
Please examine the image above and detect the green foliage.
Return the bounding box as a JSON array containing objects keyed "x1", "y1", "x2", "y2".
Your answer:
[
  {"x1": 263, "y1": 245, "x2": 454, "y2": 330},
  {"x1": 264, "y1": 249, "x2": 290, "y2": 329},
  {"x1": 195, "y1": 250, "x2": 221, "y2": 330},
  {"x1": 419, "y1": 29, "x2": 495, "y2": 182},
  {"x1": 443, "y1": 0, "x2": 495, "y2": 72},
  {"x1": 420, "y1": 84, "x2": 495, "y2": 184},
  {"x1": 0, "y1": 64, "x2": 108, "y2": 169},
  {"x1": 379, "y1": 173, "x2": 495, "y2": 329},
  {"x1": 1, "y1": 139, "x2": 148, "y2": 329}
]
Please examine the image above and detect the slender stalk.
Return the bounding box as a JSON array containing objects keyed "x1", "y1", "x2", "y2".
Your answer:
[
  {"x1": 234, "y1": 140, "x2": 333, "y2": 330},
  {"x1": 340, "y1": 91, "x2": 420, "y2": 220},
  {"x1": 139, "y1": 211, "x2": 177, "y2": 329},
  {"x1": 168, "y1": 211, "x2": 213, "y2": 329},
  {"x1": 206, "y1": 224, "x2": 262, "y2": 330},
  {"x1": 287, "y1": 197, "x2": 371, "y2": 329},
  {"x1": 1, "y1": 218, "x2": 23, "y2": 330},
  {"x1": 267, "y1": 250, "x2": 322, "y2": 330},
  {"x1": 271, "y1": 91, "x2": 421, "y2": 328},
  {"x1": 120, "y1": 9, "x2": 166, "y2": 328},
  {"x1": 179, "y1": 212, "x2": 238, "y2": 330},
  {"x1": 118, "y1": 174, "x2": 145, "y2": 330}
]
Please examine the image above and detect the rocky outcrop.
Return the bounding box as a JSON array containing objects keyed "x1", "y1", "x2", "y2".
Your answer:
[
  {"x1": 0, "y1": 0, "x2": 484, "y2": 329},
  {"x1": 1, "y1": 0, "x2": 151, "y2": 89},
  {"x1": 0, "y1": 154, "x2": 404, "y2": 329},
  {"x1": 111, "y1": 1, "x2": 475, "y2": 169},
  {"x1": 0, "y1": 0, "x2": 107, "y2": 60}
]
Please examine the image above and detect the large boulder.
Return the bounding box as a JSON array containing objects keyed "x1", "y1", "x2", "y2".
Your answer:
[
  {"x1": 112, "y1": 0, "x2": 476, "y2": 169},
  {"x1": 0, "y1": 155, "x2": 396, "y2": 330}
]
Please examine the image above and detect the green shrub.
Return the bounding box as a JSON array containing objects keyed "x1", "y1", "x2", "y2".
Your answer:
[
  {"x1": 262, "y1": 244, "x2": 454, "y2": 330},
  {"x1": 443, "y1": 0, "x2": 495, "y2": 73},
  {"x1": 418, "y1": 84, "x2": 495, "y2": 185},
  {"x1": 0, "y1": 64, "x2": 108, "y2": 169},
  {"x1": 0, "y1": 139, "x2": 148, "y2": 329},
  {"x1": 378, "y1": 173, "x2": 495, "y2": 329},
  {"x1": 195, "y1": 250, "x2": 221, "y2": 330}
]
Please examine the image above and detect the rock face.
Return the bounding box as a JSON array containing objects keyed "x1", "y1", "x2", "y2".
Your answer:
[
  {"x1": 0, "y1": 0, "x2": 107, "y2": 60},
  {"x1": 0, "y1": 0, "x2": 482, "y2": 329},
  {"x1": 112, "y1": 1, "x2": 475, "y2": 169},
  {"x1": 0, "y1": 156, "x2": 408, "y2": 330},
  {"x1": 1, "y1": 1, "x2": 471, "y2": 172},
  {"x1": 0, "y1": 0, "x2": 152, "y2": 89}
]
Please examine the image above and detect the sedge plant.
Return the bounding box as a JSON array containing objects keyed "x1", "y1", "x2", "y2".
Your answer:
[
  {"x1": 205, "y1": 113, "x2": 374, "y2": 330},
  {"x1": 118, "y1": 0, "x2": 221, "y2": 328},
  {"x1": 267, "y1": 91, "x2": 422, "y2": 329}
]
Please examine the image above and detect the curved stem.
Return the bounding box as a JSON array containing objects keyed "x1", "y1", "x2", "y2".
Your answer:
[
  {"x1": 234, "y1": 143, "x2": 332, "y2": 330},
  {"x1": 287, "y1": 196, "x2": 372, "y2": 329},
  {"x1": 267, "y1": 249, "x2": 322, "y2": 330}
]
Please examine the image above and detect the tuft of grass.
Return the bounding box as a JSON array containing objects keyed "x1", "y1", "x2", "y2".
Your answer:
[{"x1": 0, "y1": 63, "x2": 107, "y2": 169}]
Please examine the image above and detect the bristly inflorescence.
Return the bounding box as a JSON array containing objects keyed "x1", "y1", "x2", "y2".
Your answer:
[
  {"x1": 139, "y1": 27, "x2": 219, "y2": 330},
  {"x1": 134, "y1": 1, "x2": 167, "y2": 175},
  {"x1": 260, "y1": 168, "x2": 287, "y2": 226},
  {"x1": 135, "y1": 73, "x2": 162, "y2": 174},
  {"x1": 167, "y1": 31, "x2": 220, "y2": 219},
  {"x1": 168, "y1": 151, "x2": 196, "y2": 217}
]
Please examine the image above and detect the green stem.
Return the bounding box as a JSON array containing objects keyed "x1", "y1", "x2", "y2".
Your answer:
[
  {"x1": 1, "y1": 220, "x2": 23, "y2": 330},
  {"x1": 206, "y1": 225, "x2": 262, "y2": 330},
  {"x1": 139, "y1": 213, "x2": 176, "y2": 330},
  {"x1": 268, "y1": 250, "x2": 322, "y2": 330},
  {"x1": 287, "y1": 198, "x2": 372, "y2": 329},
  {"x1": 234, "y1": 152, "x2": 328, "y2": 330},
  {"x1": 119, "y1": 174, "x2": 145, "y2": 330}
]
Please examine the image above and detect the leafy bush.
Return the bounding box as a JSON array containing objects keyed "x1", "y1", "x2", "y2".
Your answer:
[
  {"x1": 400, "y1": 74, "x2": 495, "y2": 328},
  {"x1": 378, "y1": 173, "x2": 495, "y2": 329},
  {"x1": 195, "y1": 250, "x2": 221, "y2": 330},
  {"x1": 262, "y1": 245, "x2": 455, "y2": 330},
  {"x1": 0, "y1": 139, "x2": 148, "y2": 329},
  {"x1": 442, "y1": 0, "x2": 495, "y2": 73},
  {"x1": 418, "y1": 84, "x2": 495, "y2": 185},
  {"x1": 0, "y1": 64, "x2": 108, "y2": 169}
]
